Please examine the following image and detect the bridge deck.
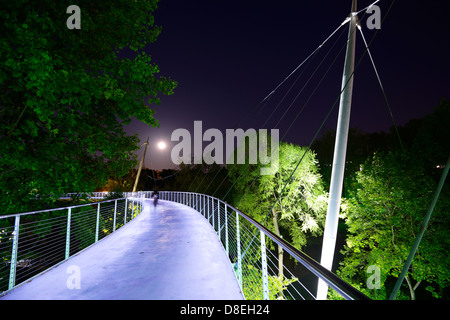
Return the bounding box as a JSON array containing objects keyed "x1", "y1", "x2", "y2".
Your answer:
[{"x1": 1, "y1": 200, "x2": 244, "y2": 300}]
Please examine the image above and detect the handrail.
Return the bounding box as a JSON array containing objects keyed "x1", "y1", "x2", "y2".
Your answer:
[
  {"x1": 226, "y1": 201, "x2": 369, "y2": 300},
  {"x1": 158, "y1": 191, "x2": 369, "y2": 300}
]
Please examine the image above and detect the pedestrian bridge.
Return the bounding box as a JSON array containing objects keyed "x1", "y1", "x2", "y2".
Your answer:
[{"x1": 0, "y1": 192, "x2": 368, "y2": 300}]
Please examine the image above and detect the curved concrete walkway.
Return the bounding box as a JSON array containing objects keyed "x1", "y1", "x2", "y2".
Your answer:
[{"x1": 1, "y1": 200, "x2": 244, "y2": 300}]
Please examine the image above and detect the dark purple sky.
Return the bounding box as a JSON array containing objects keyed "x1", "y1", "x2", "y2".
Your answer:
[{"x1": 124, "y1": 0, "x2": 450, "y2": 170}]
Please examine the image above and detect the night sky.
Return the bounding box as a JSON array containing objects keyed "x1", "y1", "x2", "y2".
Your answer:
[{"x1": 123, "y1": 0, "x2": 450, "y2": 170}]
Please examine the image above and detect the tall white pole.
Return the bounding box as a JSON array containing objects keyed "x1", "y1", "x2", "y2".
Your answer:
[
  {"x1": 132, "y1": 137, "x2": 149, "y2": 193},
  {"x1": 317, "y1": 0, "x2": 358, "y2": 300}
]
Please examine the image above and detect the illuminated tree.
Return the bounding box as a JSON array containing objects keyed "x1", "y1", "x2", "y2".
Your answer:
[
  {"x1": 338, "y1": 151, "x2": 449, "y2": 299},
  {"x1": 229, "y1": 142, "x2": 328, "y2": 278}
]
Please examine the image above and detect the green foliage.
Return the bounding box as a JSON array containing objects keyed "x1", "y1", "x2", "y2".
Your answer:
[
  {"x1": 242, "y1": 263, "x2": 298, "y2": 300},
  {"x1": 0, "y1": 1, "x2": 176, "y2": 214},
  {"x1": 229, "y1": 142, "x2": 328, "y2": 251},
  {"x1": 338, "y1": 151, "x2": 450, "y2": 299}
]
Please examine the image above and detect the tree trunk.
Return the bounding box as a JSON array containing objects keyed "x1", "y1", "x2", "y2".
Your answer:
[
  {"x1": 405, "y1": 274, "x2": 421, "y2": 300},
  {"x1": 272, "y1": 208, "x2": 284, "y2": 278}
]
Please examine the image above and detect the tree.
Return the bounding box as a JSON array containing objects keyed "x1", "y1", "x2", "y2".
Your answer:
[
  {"x1": 312, "y1": 127, "x2": 394, "y2": 196},
  {"x1": 0, "y1": 1, "x2": 176, "y2": 214},
  {"x1": 172, "y1": 162, "x2": 231, "y2": 201},
  {"x1": 229, "y1": 142, "x2": 328, "y2": 279},
  {"x1": 410, "y1": 98, "x2": 450, "y2": 176},
  {"x1": 338, "y1": 151, "x2": 449, "y2": 299}
]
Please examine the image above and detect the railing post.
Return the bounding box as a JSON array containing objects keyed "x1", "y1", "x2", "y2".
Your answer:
[
  {"x1": 217, "y1": 199, "x2": 221, "y2": 236},
  {"x1": 212, "y1": 198, "x2": 215, "y2": 231},
  {"x1": 260, "y1": 230, "x2": 270, "y2": 300},
  {"x1": 225, "y1": 201, "x2": 229, "y2": 256},
  {"x1": 137, "y1": 196, "x2": 140, "y2": 214},
  {"x1": 124, "y1": 198, "x2": 128, "y2": 225},
  {"x1": 207, "y1": 197, "x2": 211, "y2": 222},
  {"x1": 236, "y1": 210, "x2": 242, "y2": 289},
  {"x1": 95, "y1": 202, "x2": 100, "y2": 242},
  {"x1": 8, "y1": 215, "x2": 20, "y2": 290},
  {"x1": 113, "y1": 199, "x2": 117, "y2": 232},
  {"x1": 65, "y1": 208, "x2": 72, "y2": 260},
  {"x1": 203, "y1": 194, "x2": 206, "y2": 217}
]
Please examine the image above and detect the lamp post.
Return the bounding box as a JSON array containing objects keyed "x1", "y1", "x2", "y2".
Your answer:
[{"x1": 132, "y1": 137, "x2": 149, "y2": 193}]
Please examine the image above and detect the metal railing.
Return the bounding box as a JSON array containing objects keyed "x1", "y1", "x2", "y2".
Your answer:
[
  {"x1": 0, "y1": 193, "x2": 145, "y2": 295},
  {"x1": 158, "y1": 191, "x2": 369, "y2": 300},
  {"x1": 60, "y1": 191, "x2": 142, "y2": 199},
  {"x1": 59, "y1": 191, "x2": 112, "y2": 199},
  {"x1": 1, "y1": 190, "x2": 368, "y2": 300}
]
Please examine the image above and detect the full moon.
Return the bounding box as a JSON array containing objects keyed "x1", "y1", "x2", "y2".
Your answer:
[{"x1": 157, "y1": 141, "x2": 166, "y2": 150}]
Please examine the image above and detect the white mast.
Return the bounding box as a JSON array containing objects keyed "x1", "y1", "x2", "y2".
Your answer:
[{"x1": 317, "y1": 0, "x2": 358, "y2": 300}]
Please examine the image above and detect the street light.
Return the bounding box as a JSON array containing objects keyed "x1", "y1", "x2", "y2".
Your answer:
[
  {"x1": 132, "y1": 138, "x2": 167, "y2": 192},
  {"x1": 132, "y1": 137, "x2": 149, "y2": 193}
]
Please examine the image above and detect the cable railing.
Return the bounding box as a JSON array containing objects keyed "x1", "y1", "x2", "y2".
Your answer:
[
  {"x1": 0, "y1": 193, "x2": 145, "y2": 295},
  {"x1": 158, "y1": 191, "x2": 369, "y2": 300},
  {"x1": 59, "y1": 191, "x2": 113, "y2": 199},
  {"x1": 1, "y1": 190, "x2": 368, "y2": 300}
]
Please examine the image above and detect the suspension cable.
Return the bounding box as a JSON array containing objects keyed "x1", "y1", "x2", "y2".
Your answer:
[
  {"x1": 208, "y1": 17, "x2": 353, "y2": 196},
  {"x1": 357, "y1": 23, "x2": 404, "y2": 151},
  {"x1": 232, "y1": 17, "x2": 352, "y2": 130}
]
